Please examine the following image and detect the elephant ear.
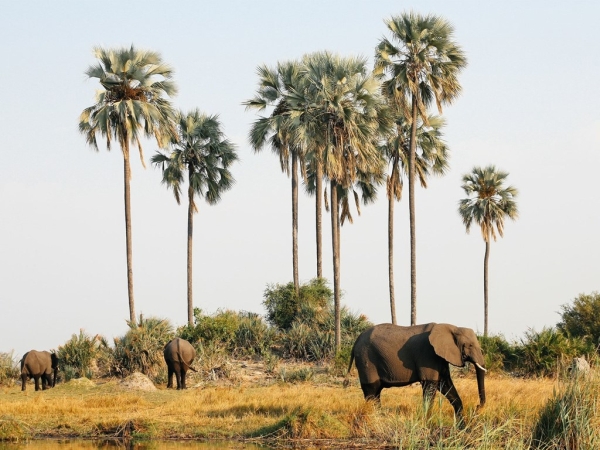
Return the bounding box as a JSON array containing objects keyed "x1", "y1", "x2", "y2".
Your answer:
[{"x1": 429, "y1": 324, "x2": 464, "y2": 367}]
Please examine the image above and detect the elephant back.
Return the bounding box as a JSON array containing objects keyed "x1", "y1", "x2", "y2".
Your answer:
[{"x1": 164, "y1": 338, "x2": 196, "y2": 363}]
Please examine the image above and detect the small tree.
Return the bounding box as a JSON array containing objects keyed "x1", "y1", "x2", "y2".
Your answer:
[
  {"x1": 558, "y1": 292, "x2": 600, "y2": 347},
  {"x1": 263, "y1": 278, "x2": 332, "y2": 331}
]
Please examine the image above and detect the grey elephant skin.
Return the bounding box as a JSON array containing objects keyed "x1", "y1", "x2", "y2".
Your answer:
[
  {"x1": 345, "y1": 323, "x2": 486, "y2": 420},
  {"x1": 163, "y1": 338, "x2": 197, "y2": 389},
  {"x1": 20, "y1": 350, "x2": 59, "y2": 391}
]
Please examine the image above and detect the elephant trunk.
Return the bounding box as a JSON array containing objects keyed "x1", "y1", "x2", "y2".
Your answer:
[
  {"x1": 475, "y1": 365, "x2": 486, "y2": 406},
  {"x1": 52, "y1": 368, "x2": 57, "y2": 388}
]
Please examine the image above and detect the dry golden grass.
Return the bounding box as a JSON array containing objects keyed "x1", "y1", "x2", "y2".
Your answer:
[{"x1": 0, "y1": 371, "x2": 596, "y2": 448}]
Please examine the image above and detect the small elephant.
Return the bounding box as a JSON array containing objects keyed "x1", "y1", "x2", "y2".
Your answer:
[
  {"x1": 163, "y1": 338, "x2": 197, "y2": 389},
  {"x1": 21, "y1": 350, "x2": 59, "y2": 391},
  {"x1": 345, "y1": 323, "x2": 486, "y2": 420}
]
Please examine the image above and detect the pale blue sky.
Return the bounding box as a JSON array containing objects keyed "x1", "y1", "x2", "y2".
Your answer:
[{"x1": 1, "y1": 1, "x2": 599, "y2": 358}]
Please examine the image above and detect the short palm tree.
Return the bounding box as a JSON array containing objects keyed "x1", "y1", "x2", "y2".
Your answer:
[
  {"x1": 376, "y1": 12, "x2": 466, "y2": 325},
  {"x1": 381, "y1": 113, "x2": 449, "y2": 324},
  {"x1": 79, "y1": 45, "x2": 177, "y2": 322},
  {"x1": 294, "y1": 51, "x2": 391, "y2": 350},
  {"x1": 458, "y1": 165, "x2": 518, "y2": 337},
  {"x1": 244, "y1": 61, "x2": 305, "y2": 295},
  {"x1": 152, "y1": 110, "x2": 237, "y2": 326}
]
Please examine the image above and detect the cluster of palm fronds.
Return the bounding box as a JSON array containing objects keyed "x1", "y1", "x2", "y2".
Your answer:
[
  {"x1": 109, "y1": 316, "x2": 174, "y2": 381},
  {"x1": 57, "y1": 329, "x2": 106, "y2": 380}
]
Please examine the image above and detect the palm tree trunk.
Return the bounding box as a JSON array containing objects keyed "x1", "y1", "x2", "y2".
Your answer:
[
  {"x1": 187, "y1": 181, "x2": 194, "y2": 327},
  {"x1": 292, "y1": 152, "x2": 299, "y2": 295},
  {"x1": 123, "y1": 143, "x2": 135, "y2": 323},
  {"x1": 316, "y1": 160, "x2": 323, "y2": 279},
  {"x1": 409, "y1": 95, "x2": 418, "y2": 326},
  {"x1": 483, "y1": 237, "x2": 490, "y2": 337},
  {"x1": 330, "y1": 180, "x2": 341, "y2": 351},
  {"x1": 388, "y1": 193, "x2": 397, "y2": 325}
]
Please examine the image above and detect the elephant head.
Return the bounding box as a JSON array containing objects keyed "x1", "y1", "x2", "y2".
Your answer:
[{"x1": 429, "y1": 323, "x2": 486, "y2": 407}]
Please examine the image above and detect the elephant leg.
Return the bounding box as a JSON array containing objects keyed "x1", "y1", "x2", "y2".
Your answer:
[
  {"x1": 21, "y1": 374, "x2": 27, "y2": 391},
  {"x1": 180, "y1": 368, "x2": 188, "y2": 389},
  {"x1": 42, "y1": 376, "x2": 48, "y2": 390},
  {"x1": 421, "y1": 381, "x2": 438, "y2": 412},
  {"x1": 34, "y1": 376, "x2": 41, "y2": 391},
  {"x1": 175, "y1": 367, "x2": 183, "y2": 390},
  {"x1": 167, "y1": 366, "x2": 174, "y2": 389},
  {"x1": 361, "y1": 381, "x2": 383, "y2": 404},
  {"x1": 438, "y1": 379, "x2": 464, "y2": 420}
]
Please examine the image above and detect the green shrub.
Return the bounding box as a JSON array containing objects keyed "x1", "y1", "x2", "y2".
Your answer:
[
  {"x1": 479, "y1": 334, "x2": 521, "y2": 373},
  {"x1": 180, "y1": 309, "x2": 275, "y2": 357},
  {"x1": 332, "y1": 344, "x2": 354, "y2": 377},
  {"x1": 558, "y1": 291, "x2": 600, "y2": 347},
  {"x1": 234, "y1": 312, "x2": 275, "y2": 356},
  {"x1": 57, "y1": 329, "x2": 104, "y2": 380},
  {"x1": 0, "y1": 351, "x2": 19, "y2": 385},
  {"x1": 281, "y1": 322, "x2": 313, "y2": 360},
  {"x1": 519, "y1": 327, "x2": 593, "y2": 377},
  {"x1": 109, "y1": 315, "x2": 174, "y2": 380},
  {"x1": 263, "y1": 278, "x2": 331, "y2": 331}
]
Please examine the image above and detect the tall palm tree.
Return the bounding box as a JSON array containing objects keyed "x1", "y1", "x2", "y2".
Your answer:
[
  {"x1": 152, "y1": 110, "x2": 237, "y2": 326},
  {"x1": 293, "y1": 51, "x2": 391, "y2": 351},
  {"x1": 244, "y1": 61, "x2": 305, "y2": 295},
  {"x1": 381, "y1": 113, "x2": 449, "y2": 324},
  {"x1": 375, "y1": 12, "x2": 467, "y2": 325},
  {"x1": 302, "y1": 151, "x2": 326, "y2": 279},
  {"x1": 79, "y1": 45, "x2": 177, "y2": 322},
  {"x1": 458, "y1": 165, "x2": 518, "y2": 337}
]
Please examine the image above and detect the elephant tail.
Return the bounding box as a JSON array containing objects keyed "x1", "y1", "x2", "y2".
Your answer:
[
  {"x1": 176, "y1": 351, "x2": 198, "y2": 372},
  {"x1": 343, "y1": 350, "x2": 355, "y2": 388}
]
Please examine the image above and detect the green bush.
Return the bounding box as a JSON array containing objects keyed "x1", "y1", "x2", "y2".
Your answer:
[
  {"x1": 109, "y1": 315, "x2": 174, "y2": 380},
  {"x1": 558, "y1": 291, "x2": 600, "y2": 347},
  {"x1": 0, "y1": 351, "x2": 19, "y2": 385},
  {"x1": 234, "y1": 312, "x2": 275, "y2": 356},
  {"x1": 263, "y1": 278, "x2": 331, "y2": 331},
  {"x1": 57, "y1": 329, "x2": 104, "y2": 380},
  {"x1": 519, "y1": 327, "x2": 593, "y2": 377},
  {"x1": 180, "y1": 309, "x2": 275, "y2": 357},
  {"x1": 478, "y1": 334, "x2": 521, "y2": 373},
  {"x1": 279, "y1": 306, "x2": 371, "y2": 362},
  {"x1": 332, "y1": 344, "x2": 354, "y2": 377}
]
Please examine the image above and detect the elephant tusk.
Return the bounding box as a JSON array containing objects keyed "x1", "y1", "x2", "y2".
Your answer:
[{"x1": 475, "y1": 363, "x2": 487, "y2": 372}]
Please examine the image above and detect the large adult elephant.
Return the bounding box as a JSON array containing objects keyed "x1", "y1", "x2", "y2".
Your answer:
[
  {"x1": 21, "y1": 350, "x2": 59, "y2": 391},
  {"x1": 163, "y1": 338, "x2": 197, "y2": 389},
  {"x1": 345, "y1": 323, "x2": 486, "y2": 421}
]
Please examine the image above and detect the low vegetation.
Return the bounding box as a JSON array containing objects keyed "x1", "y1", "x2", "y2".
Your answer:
[
  {"x1": 1, "y1": 369, "x2": 599, "y2": 448},
  {"x1": 1, "y1": 287, "x2": 599, "y2": 447}
]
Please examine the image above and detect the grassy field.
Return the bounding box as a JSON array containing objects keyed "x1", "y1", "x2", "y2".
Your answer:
[{"x1": 0, "y1": 369, "x2": 598, "y2": 449}]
